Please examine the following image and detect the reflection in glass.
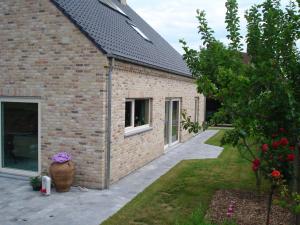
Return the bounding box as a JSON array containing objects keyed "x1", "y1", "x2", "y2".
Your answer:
[
  {"x1": 171, "y1": 101, "x2": 179, "y2": 143},
  {"x1": 1, "y1": 102, "x2": 38, "y2": 172},
  {"x1": 134, "y1": 100, "x2": 149, "y2": 127},
  {"x1": 125, "y1": 101, "x2": 132, "y2": 127},
  {"x1": 164, "y1": 101, "x2": 170, "y2": 145}
]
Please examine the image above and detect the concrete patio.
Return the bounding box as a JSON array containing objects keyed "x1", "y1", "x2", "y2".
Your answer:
[{"x1": 0, "y1": 130, "x2": 223, "y2": 225}]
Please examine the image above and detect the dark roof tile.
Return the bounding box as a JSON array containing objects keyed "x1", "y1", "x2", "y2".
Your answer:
[{"x1": 51, "y1": 0, "x2": 192, "y2": 77}]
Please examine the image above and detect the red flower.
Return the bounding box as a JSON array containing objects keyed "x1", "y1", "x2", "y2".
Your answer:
[
  {"x1": 271, "y1": 170, "x2": 281, "y2": 178},
  {"x1": 279, "y1": 128, "x2": 287, "y2": 133},
  {"x1": 252, "y1": 159, "x2": 260, "y2": 171},
  {"x1": 287, "y1": 154, "x2": 295, "y2": 162},
  {"x1": 280, "y1": 137, "x2": 289, "y2": 146},
  {"x1": 272, "y1": 141, "x2": 280, "y2": 149},
  {"x1": 289, "y1": 146, "x2": 295, "y2": 151},
  {"x1": 253, "y1": 159, "x2": 260, "y2": 166},
  {"x1": 272, "y1": 133, "x2": 278, "y2": 139},
  {"x1": 261, "y1": 144, "x2": 269, "y2": 153}
]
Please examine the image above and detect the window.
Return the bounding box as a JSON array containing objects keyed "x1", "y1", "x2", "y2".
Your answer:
[
  {"x1": 0, "y1": 99, "x2": 40, "y2": 176},
  {"x1": 98, "y1": 0, "x2": 128, "y2": 17},
  {"x1": 194, "y1": 97, "x2": 200, "y2": 123},
  {"x1": 125, "y1": 99, "x2": 151, "y2": 134},
  {"x1": 134, "y1": 100, "x2": 149, "y2": 127},
  {"x1": 125, "y1": 101, "x2": 132, "y2": 127},
  {"x1": 127, "y1": 21, "x2": 151, "y2": 42}
]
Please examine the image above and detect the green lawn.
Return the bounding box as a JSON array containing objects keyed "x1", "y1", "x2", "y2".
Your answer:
[{"x1": 102, "y1": 130, "x2": 268, "y2": 225}]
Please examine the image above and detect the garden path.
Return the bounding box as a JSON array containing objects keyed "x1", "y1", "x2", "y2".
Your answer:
[{"x1": 0, "y1": 130, "x2": 223, "y2": 225}]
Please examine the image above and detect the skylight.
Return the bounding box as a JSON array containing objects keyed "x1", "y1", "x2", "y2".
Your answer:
[
  {"x1": 127, "y1": 22, "x2": 151, "y2": 42},
  {"x1": 98, "y1": 0, "x2": 128, "y2": 17}
]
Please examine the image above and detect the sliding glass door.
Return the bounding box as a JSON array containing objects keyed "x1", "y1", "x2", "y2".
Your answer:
[
  {"x1": 164, "y1": 99, "x2": 180, "y2": 148},
  {"x1": 164, "y1": 101, "x2": 170, "y2": 146},
  {"x1": 171, "y1": 101, "x2": 179, "y2": 143},
  {"x1": 0, "y1": 101, "x2": 39, "y2": 174}
]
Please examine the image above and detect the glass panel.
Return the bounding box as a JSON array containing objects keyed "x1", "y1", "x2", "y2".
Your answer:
[
  {"x1": 164, "y1": 101, "x2": 170, "y2": 145},
  {"x1": 125, "y1": 101, "x2": 132, "y2": 127},
  {"x1": 98, "y1": 0, "x2": 127, "y2": 16},
  {"x1": 195, "y1": 97, "x2": 199, "y2": 122},
  {"x1": 134, "y1": 100, "x2": 149, "y2": 127},
  {"x1": 1, "y1": 102, "x2": 38, "y2": 172},
  {"x1": 171, "y1": 101, "x2": 179, "y2": 143},
  {"x1": 130, "y1": 23, "x2": 150, "y2": 41}
]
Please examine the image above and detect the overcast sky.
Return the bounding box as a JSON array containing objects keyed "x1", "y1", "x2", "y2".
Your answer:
[{"x1": 127, "y1": 0, "x2": 291, "y2": 54}]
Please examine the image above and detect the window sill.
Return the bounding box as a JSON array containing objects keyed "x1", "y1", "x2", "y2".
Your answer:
[{"x1": 124, "y1": 126, "x2": 153, "y2": 138}]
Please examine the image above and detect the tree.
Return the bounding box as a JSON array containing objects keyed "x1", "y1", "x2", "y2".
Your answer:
[{"x1": 180, "y1": 0, "x2": 300, "y2": 224}]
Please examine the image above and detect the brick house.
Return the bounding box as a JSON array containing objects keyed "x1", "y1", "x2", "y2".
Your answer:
[{"x1": 0, "y1": 0, "x2": 205, "y2": 189}]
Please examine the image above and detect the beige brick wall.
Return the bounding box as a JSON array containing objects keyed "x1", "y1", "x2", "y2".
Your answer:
[
  {"x1": 0, "y1": 0, "x2": 108, "y2": 189},
  {"x1": 0, "y1": 0, "x2": 205, "y2": 188},
  {"x1": 110, "y1": 61, "x2": 205, "y2": 183}
]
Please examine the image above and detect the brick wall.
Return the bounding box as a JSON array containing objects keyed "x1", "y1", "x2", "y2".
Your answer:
[
  {"x1": 110, "y1": 61, "x2": 205, "y2": 183},
  {"x1": 0, "y1": 0, "x2": 108, "y2": 189},
  {"x1": 0, "y1": 0, "x2": 206, "y2": 189}
]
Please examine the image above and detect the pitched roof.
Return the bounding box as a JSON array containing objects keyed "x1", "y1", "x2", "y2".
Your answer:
[{"x1": 51, "y1": 0, "x2": 192, "y2": 77}]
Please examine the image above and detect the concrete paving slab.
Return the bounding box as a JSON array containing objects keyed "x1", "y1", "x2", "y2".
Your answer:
[{"x1": 0, "y1": 130, "x2": 223, "y2": 225}]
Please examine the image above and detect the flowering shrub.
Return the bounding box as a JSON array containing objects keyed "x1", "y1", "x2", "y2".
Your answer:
[
  {"x1": 52, "y1": 152, "x2": 72, "y2": 163},
  {"x1": 250, "y1": 128, "x2": 297, "y2": 224},
  {"x1": 253, "y1": 128, "x2": 295, "y2": 184}
]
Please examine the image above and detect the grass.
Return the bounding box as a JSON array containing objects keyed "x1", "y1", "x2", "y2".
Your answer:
[{"x1": 101, "y1": 130, "x2": 268, "y2": 225}]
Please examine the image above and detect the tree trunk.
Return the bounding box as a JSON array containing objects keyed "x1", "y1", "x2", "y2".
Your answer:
[
  {"x1": 255, "y1": 170, "x2": 261, "y2": 194},
  {"x1": 266, "y1": 185, "x2": 275, "y2": 225}
]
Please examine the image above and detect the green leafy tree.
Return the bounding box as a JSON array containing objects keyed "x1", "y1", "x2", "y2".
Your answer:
[{"x1": 181, "y1": 0, "x2": 300, "y2": 224}]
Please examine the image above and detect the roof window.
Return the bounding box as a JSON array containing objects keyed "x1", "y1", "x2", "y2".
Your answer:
[
  {"x1": 127, "y1": 21, "x2": 151, "y2": 42},
  {"x1": 98, "y1": 0, "x2": 128, "y2": 17}
]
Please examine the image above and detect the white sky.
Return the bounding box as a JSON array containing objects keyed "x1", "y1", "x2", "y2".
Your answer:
[{"x1": 127, "y1": 0, "x2": 293, "y2": 54}]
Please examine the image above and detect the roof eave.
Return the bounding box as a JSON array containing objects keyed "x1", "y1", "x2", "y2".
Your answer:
[{"x1": 107, "y1": 54, "x2": 194, "y2": 79}]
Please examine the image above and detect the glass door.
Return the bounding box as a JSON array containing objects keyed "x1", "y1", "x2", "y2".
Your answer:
[
  {"x1": 164, "y1": 101, "x2": 170, "y2": 147},
  {"x1": 171, "y1": 101, "x2": 179, "y2": 143},
  {"x1": 1, "y1": 101, "x2": 39, "y2": 173},
  {"x1": 164, "y1": 99, "x2": 180, "y2": 148}
]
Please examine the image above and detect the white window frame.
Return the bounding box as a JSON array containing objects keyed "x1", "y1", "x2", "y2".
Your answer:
[
  {"x1": 125, "y1": 98, "x2": 151, "y2": 136},
  {"x1": 0, "y1": 97, "x2": 41, "y2": 177},
  {"x1": 164, "y1": 98, "x2": 181, "y2": 150}
]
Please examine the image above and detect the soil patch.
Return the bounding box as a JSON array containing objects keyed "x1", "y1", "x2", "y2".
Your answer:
[{"x1": 206, "y1": 190, "x2": 294, "y2": 225}]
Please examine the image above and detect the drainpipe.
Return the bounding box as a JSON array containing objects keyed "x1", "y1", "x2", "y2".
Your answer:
[{"x1": 104, "y1": 57, "x2": 114, "y2": 189}]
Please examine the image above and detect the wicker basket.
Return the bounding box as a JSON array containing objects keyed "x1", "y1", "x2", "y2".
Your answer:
[{"x1": 50, "y1": 161, "x2": 75, "y2": 192}]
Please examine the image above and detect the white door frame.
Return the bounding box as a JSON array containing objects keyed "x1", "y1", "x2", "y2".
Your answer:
[
  {"x1": 164, "y1": 98, "x2": 181, "y2": 149},
  {"x1": 0, "y1": 97, "x2": 41, "y2": 177}
]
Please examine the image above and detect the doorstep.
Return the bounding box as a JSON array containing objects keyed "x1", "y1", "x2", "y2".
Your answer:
[{"x1": 0, "y1": 172, "x2": 29, "y2": 181}]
